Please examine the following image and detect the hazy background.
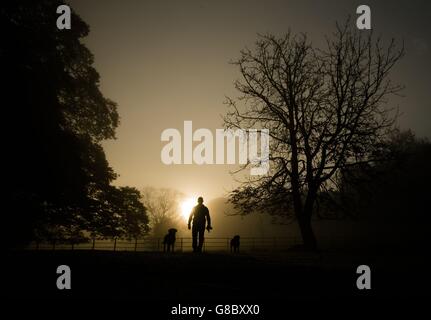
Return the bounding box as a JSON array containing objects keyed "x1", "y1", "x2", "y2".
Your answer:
[{"x1": 68, "y1": 0, "x2": 430, "y2": 203}]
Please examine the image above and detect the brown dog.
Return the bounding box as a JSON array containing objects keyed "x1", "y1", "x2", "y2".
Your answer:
[
  {"x1": 163, "y1": 228, "x2": 178, "y2": 252},
  {"x1": 230, "y1": 235, "x2": 240, "y2": 253}
]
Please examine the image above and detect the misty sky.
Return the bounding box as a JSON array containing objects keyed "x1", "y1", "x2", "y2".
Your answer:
[{"x1": 69, "y1": 0, "x2": 431, "y2": 200}]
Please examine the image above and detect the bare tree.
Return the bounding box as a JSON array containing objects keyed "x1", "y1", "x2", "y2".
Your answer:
[
  {"x1": 141, "y1": 187, "x2": 183, "y2": 237},
  {"x1": 224, "y1": 22, "x2": 404, "y2": 250}
]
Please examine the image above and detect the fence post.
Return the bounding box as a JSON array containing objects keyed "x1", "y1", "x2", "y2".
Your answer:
[
  {"x1": 157, "y1": 238, "x2": 160, "y2": 251},
  {"x1": 71, "y1": 242, "x2": 74, "y2": 251},
  {"x1": 113, "y1": 238, "x2": 117, "y2": 251},
  {"x1": 134, "y1": 238, "x2": 138, "y2": 252},
  {"x1": 227, "y1": 238, "x2": 229, "y2": 251},
  {"x1": 181, "y1": 238, "x2": 183, "y2": 252},
  {"x1": 92, "y1": 238, "x2": 95, "y2": 250}
]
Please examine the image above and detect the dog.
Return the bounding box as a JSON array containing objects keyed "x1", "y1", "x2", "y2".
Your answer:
[
  {"x1": 230, "y1": 235, "x2": 240, "y2": 253},
  {"x1": 163, "y1": 228, "x2": 178, "y2": 252}
]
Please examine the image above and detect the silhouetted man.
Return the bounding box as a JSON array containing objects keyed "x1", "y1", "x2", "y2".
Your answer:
[{"x1": 188, "y1": 197, "x2": 212, "y2": 253}]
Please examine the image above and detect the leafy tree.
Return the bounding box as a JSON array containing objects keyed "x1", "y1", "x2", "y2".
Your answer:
[
  {"x1": 83, "y1": 186, "x2": 150, "y2": 239},
  {"x1": 1, "y1": 1, "x2": 147, "y2": 246},
  {"x1": 224, "y1": 22, "x2": 404, "y2": 250}
]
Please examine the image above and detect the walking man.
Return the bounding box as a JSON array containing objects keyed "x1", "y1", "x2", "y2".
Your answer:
[{"x1": 188, "y1": 197, "x2": 212, "y2": 253}]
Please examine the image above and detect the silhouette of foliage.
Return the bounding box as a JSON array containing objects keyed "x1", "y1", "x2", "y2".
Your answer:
[
  {"x1": 1, "y1": 1, "x2": 148, "y2": 246},
  {"x1": 337, "y1": 130, "x2": 431, "y2": 221}
]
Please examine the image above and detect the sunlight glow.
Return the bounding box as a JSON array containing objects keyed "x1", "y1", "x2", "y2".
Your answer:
[{"x1": 180, "y1": 198, "x2": 196, "y2": 221}]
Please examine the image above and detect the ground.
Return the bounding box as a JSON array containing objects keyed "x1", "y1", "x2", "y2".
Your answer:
[
  {"x1": 3, "y1": 249, "x2": 427, "y2": 302},
  {"x1": 1, "y1": 249, "x2": 428, "y2": 319}
]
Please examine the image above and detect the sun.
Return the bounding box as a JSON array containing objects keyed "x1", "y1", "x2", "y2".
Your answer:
[{"x1": 180, "y1": 197, "x2": 196, "y2": 221}]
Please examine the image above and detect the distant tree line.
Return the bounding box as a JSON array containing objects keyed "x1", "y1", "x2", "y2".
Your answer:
[
  {"x1": 334, "y1": 129, "x2": 430, "y2": 223},
  {"x1": 141, "y1": 187, "x2": 185, "y2": 237}
]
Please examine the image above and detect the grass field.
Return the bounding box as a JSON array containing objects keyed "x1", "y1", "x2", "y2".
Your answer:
[{"x1": 3, "y1": 248, "x2": 427, "y2": 303}]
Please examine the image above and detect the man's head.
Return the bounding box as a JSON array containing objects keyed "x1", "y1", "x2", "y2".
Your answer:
[{"x1": 197, "y1": 196, "x2": 203, "y2": 204}]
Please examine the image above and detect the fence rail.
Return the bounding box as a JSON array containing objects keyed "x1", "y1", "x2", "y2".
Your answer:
[{"x1": 27, "y1": 236, "x2": 303, "y2": 253}]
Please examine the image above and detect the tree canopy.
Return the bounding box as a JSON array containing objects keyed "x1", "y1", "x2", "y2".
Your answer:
[
  {"x1": 224, "y1": 22, "x2": 404, "y2": 250},
  {"x1": 1, "y1": 1, "x2": 148, "y2": 246}
]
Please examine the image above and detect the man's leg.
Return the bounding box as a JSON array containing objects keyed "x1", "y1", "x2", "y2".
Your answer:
[
  {"x1": 197, "y1": 227, "x2": 205, "y2": 252},
  {"x1": 192, "y1": 226, "x2": 198, "y2": 252}
]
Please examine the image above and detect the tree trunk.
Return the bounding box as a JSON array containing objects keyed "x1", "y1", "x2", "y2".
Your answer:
[
  {"x1": 291, "y1": 189, "x2": 318, "y2": 251},
  {"x1": 297, "y1": 214, "x2": 318, "y2": 252}
]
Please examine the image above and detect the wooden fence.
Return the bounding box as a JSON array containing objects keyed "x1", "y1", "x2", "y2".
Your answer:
[{"x1": 27, "y1": 236, "x2": 303, "y2": 252}]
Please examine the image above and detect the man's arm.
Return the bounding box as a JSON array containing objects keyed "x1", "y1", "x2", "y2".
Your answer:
[
  {"x1": 205, "y1": 207, "x2": 211, "y2": 229},
  {"x1": 188, "y1": 209, "x2": 194, "y2": 229}
]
